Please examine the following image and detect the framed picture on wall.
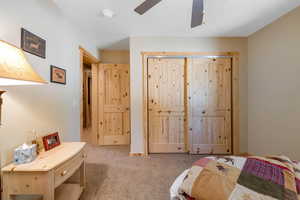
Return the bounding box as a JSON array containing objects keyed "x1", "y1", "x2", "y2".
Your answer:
[
  {"x1": 50, "y1": 65, "x2": 66, "y2": 85},
  {"x1": 21, "y1": 28, "x2": 46, "y2": 59}
]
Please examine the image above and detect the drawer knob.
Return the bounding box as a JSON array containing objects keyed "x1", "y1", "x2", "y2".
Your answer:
[
  {"x1": 82, "y1": 154, "x2": 87, "y2": 158},
  {"x1": 61, "y1": 170, "x2": 68, "y2": 176}
]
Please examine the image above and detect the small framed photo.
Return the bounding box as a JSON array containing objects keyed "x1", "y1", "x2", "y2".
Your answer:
[
  {"x1": 42, "y1": 132, "x2": 61, "y2": 151},
  {"x1": 50, "y1": 65, "x2": 66, "y2": 85},
  {"x1": 21, "y1": 28, "x2": 46, "y2": 59}
]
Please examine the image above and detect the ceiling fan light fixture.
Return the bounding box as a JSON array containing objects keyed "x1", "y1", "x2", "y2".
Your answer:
[
  {"x1": 102, "y1": 9, "x2": 115, "y2": 18},
  {"x1": 191, "y1": 0, "x2": 204, "y2": 28},
  {"x1": 134, "y1": 0, "x2": 205, "y2": 28}
]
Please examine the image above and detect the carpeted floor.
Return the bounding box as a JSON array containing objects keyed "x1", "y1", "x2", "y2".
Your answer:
[{"x1": 80, "y1": 144, "x2": 203, "y2": 200}]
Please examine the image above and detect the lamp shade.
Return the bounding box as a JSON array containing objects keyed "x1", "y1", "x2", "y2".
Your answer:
[{"x1": 0, "y1": 40, "x2": 47, "y2": 86}]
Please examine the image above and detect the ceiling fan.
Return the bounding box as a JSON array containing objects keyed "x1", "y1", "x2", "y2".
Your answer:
[{"x1": 134, "y1": 0, "x2": 204, "y2": 28}]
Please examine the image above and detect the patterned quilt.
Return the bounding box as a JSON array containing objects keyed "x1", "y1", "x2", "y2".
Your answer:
[{"x1": 177, "y1": 155, "x2": 300, "y2": 200}]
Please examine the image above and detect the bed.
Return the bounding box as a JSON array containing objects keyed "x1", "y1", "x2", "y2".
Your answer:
[{"x1": 170, "y1": 155, "x2": 300, "y2": 200}]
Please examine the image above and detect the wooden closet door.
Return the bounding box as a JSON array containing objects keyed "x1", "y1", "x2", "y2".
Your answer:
[
  {"x1": 148, "y1": 58, "x2": 186, "y2": 153},
  {"x1": 98, "y1": 64, "x2": 130, "y2": 145},
  {"x1": 188, "y1": 58, "x2": 232, "y2": 154}
]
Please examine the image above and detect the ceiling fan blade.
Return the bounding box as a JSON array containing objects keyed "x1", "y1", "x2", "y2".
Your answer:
[
  {"x1": 191, "y1": 0, "x2": 204, "y2": 28},
  {"x1": 134, "y1": 0, "x2": 162, "y2": 15}
]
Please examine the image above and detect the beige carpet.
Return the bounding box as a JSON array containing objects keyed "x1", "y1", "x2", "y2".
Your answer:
[{"x1": 80, "y1": 145, "x2": 203, "y2": 200}]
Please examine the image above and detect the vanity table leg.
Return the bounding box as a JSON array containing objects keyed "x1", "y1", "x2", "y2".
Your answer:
[
  {"x1": 2, "y1": 174, "x2": 13, "y2": 200},
  {"x1": 80, "y1": 162, "x2": 86, "y2": 190},
  {"x1": 44, "y1": 189, "x2": 54, "y2": 200},
  {"x1": 43, "y1": 171, "x2": 54, "y2": 200},
  {"x1": 2, "y1": 192, "x2": 13, "y2": 200},
  {"x1": 44, "y1": 192, "x2": 54, "y2": 200}
]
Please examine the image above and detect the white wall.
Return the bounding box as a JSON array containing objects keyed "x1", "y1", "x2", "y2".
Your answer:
[
  {"x1": 0, "y1": 0, "x2": 98, "y2": 167},
  {"x1": 130, "y1": 37, "x2": 248, "y2": 154},
  {"x1": 248, "y1": 6, "x2": 300, "y2": 159}
]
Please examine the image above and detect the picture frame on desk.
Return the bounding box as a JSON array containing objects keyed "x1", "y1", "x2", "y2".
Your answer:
[{"x1": 42, "y1": 132, "x2": 61, "y2": 151}]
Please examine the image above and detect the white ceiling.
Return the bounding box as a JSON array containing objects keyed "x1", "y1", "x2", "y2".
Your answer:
[{"x1": 54, "y1": 0, "x2": 300, "y2": 49}]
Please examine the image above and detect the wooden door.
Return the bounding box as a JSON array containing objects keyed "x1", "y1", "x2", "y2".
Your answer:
[
  {"x1": 98, "y1": 64, "x2": 130, "y2": 145},
  {"x1": 83, "y1": 70, "x2": 91, "y2": 128},
  {"x1": 148, "y1": 58, "x2": 186, "y2": 153},
  {"x1": 188, "y1": 58, "x2": 232, "y2": 154}
]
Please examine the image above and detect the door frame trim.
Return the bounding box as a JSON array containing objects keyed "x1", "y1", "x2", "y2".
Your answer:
[
  {"x1": 142, "y1": 51, "x2": 240, "y2": 156},
  {"x1": 79, "y1": 46, "x2": 100, "y2": 144}
]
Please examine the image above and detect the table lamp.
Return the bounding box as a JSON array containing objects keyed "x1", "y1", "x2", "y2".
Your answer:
[{"x1": 0, "y1": 40, "x2": 47, "y2": 125}]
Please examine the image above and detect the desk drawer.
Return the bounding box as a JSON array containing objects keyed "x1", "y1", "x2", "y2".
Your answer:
[
  {"x1": 2, "y1": 172, "x2": 48, "y2": 195},
  {"x1": 54, "y1": 150, "x2": 84, "y2": 188}
]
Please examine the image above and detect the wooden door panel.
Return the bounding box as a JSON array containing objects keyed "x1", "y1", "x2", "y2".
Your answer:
[
  {"x1": 98, "y1": 64, "x2": 130, "y2": 145},
  {"x1": 149, "y1": 111, "x2": 185, "y2": 153},
  {"x1": 189, "y1": 59, "x2": 209, "y2": 116},
  {"x1": 104, "y1": 105, "x2": 126, "y2": 112},
  {"x1": 188, "y1": 58, "x2": 232, "y2": 154},
  {"x1": 104, "y1": 68, "x2": 120, "y2": 105},
  {"x1": 190, "y1": 116, "x2": 230, "y2": 154},
  {"x1": 207, "y1": 59, "x2": 232, "y2": 112},
  {"x1": 103, "y1": 135, "x2": 130, "y2": 145},
  {"x1": 191, "y1": 144, "x2": 229, "y2": 154},
  {"x1": 148, "y1": 59, "x2": 185, "y2": 110},
  {"x1": 150, "y1": 144, "x2": 186, "y2": 153},
  {"x1": 148, "y1": 58, "x2": 186, "y2": 153},
  {"x1": 104, "y1": 112, "x2": 122, "y2": 136}
]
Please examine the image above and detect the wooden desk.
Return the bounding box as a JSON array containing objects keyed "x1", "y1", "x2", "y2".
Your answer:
[{"x1": 1, "y1": 142, "x2": 86, "y2": 200}]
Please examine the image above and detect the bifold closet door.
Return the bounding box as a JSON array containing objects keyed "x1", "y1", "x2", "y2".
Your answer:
[
  {"x1": 188, "y1": 58, "x2": 232, "y2": 154},
  {"x1": 98, "y1": 64, "x2": 130, "y2": 145},
  {"x1": 148, "y1": 58, "x2": 186, "y2": 153}
]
